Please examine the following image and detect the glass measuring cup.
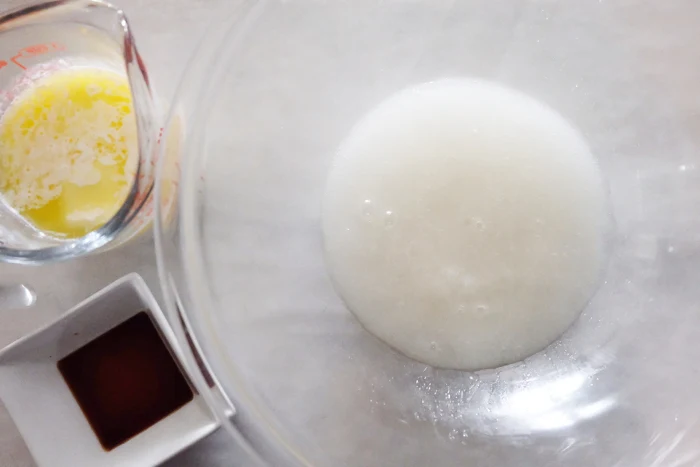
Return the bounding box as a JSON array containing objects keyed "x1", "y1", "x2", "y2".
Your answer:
[{"x1": 0, "y1": 0, "x2": 159, "y2": 264}]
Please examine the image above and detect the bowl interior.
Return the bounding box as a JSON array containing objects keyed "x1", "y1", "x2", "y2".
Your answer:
[{"x1": 163, "y1": 1, "x2": 700, "y2": 465}]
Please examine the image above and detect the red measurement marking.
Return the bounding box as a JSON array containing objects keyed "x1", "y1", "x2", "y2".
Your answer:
[
  {"x1": 23, "y1": 44, "x2": 50, "y2": 56},
  {"x1": 0, "y1": 60, "x2": 7, "y2": 70},
  {"x1": 10, "y1": 54, "x2": 25, "y2": 70},
  {"x1": 6, "y1": 42, "x2": 66, "y2": 70}
]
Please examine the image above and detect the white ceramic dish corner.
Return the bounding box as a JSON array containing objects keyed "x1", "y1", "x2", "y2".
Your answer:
[{"x1": 0, "y1": 273, "x2": 219, "y2": 467}]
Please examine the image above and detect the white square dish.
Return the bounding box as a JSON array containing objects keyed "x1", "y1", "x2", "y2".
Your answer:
[{"x1": 0, "y1": 273, "x2": 219, "y2": 467}]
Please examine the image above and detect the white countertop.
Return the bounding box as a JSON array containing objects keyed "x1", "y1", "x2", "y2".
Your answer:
[{"x1": 0, "y1": 0, "x2": 245, "y2": 465}]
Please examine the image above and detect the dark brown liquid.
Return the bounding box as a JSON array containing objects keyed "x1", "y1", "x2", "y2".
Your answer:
[{"x1": 57, "y1": 311, "x2": 194, "y2": 451}]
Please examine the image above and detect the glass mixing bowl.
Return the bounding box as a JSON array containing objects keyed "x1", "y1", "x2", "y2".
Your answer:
[{"x1": 155, "y1": 1, "x2": 700, "y2": 465}]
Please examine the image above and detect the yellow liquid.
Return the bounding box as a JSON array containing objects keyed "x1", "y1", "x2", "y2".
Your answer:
[{"x1": 0, "y1": 68, "x2": 138, "y2": 238}]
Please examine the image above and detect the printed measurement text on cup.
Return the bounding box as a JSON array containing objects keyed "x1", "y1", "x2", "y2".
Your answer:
[{"x1": 0, "y1": 42, "x2": 66, "y2": 71}]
